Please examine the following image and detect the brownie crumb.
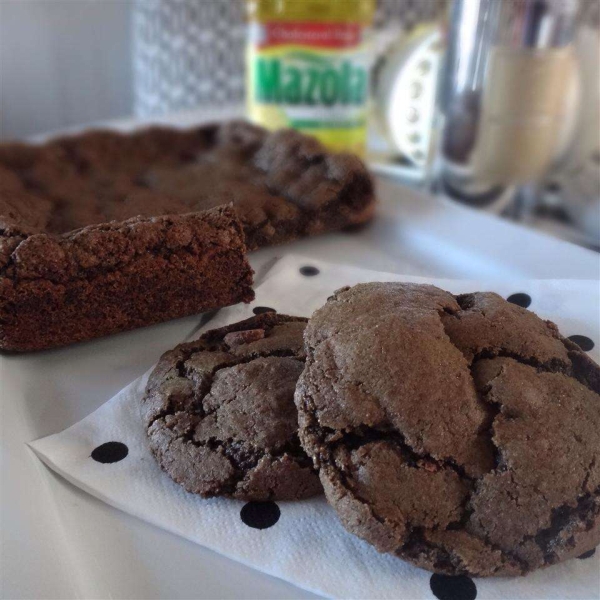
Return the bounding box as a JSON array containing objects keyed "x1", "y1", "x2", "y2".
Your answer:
[{"x1": 224, "y1": 328, "x2": 265, "y2": 348}]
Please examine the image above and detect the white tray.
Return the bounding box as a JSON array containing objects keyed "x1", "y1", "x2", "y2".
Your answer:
[{"x1": 2, "y1": 118, "x2": 599, "y2": 599}]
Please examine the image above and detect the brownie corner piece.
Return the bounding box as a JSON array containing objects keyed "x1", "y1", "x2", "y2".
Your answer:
[{"x1": 0, "y1": 205, "x2": 254, "y2": 352}]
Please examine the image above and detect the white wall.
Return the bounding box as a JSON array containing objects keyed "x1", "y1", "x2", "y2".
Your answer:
[{"x1": 0, "y1": 0, "x2": 133, "y2": 140}]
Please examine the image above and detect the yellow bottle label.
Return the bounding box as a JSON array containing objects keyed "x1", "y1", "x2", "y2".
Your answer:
[{"x1": 246, "y1": 21, "x2": 371, "y2": 154}]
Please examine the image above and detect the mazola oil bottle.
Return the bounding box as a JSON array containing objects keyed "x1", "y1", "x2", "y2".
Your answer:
[{"x1": 246, "y1": 0, "x2": 376, "y2": 156}]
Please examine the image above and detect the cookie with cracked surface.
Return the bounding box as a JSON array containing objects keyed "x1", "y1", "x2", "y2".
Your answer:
[
  {"x1": 141, "y1": 313, "x2": 322, "y2": 501},
  {"x1": 295, "y1": 282, "x2": 600, "y2": 577}
]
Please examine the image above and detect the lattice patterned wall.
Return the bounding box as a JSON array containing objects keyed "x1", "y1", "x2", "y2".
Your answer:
[{"x1": 133, "y1": 0, "x2": 599, "y2": 117}]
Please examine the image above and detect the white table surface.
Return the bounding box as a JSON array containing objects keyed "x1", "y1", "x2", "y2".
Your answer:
[{"x1": 2, "y1": 112, "x2": 599, "y2": 600}]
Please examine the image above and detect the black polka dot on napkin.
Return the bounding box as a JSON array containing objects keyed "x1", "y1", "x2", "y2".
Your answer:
[
  {"x1": 430, "y1": 574, "x2": 477, "y2": 600},
  {"x1": 578, "y1": 548, "x2": 596, "y2": 560},
  {"x1": 507, "y1": 293, "x2": 531, "y2": 308},
  {"x1": 342, "y1": 221, "x2": 370, "y2": 234},
  {"x1": 240, "y1": 501, "x2": 280, "y2": 529},
  {"x1": 253, "y1": 306, "x2": 276, "y2": 315},
  {"x1": 299, "y1": 265, "x2": 320, "y2": 277},
  {"x1": 91, "y1": 441, "x2": 128, "y2": 463},
  {"x1": 568, "y1": 335, "x2": 595, "y2": 352}
]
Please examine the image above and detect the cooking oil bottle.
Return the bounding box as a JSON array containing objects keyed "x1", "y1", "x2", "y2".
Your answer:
[{"x1": 246, "y1": 0, "x2": 376, "y2": 155}]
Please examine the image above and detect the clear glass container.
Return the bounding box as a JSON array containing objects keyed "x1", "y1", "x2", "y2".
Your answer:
[{"x1": 433, "y1": 0, "x2": 579, "y2": 207}]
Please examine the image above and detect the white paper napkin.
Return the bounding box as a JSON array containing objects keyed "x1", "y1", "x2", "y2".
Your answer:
[{"x1": 30, "y1": 255, "x2": 600, "y2": 600}]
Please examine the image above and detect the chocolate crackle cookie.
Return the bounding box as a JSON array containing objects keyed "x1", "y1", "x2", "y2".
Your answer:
[
  {"x1": 295, "y1": 282, "x2": 600, "y2": 577},
  {"x1": 141, "y1": 313, "x2": 321, "y2": 501}
]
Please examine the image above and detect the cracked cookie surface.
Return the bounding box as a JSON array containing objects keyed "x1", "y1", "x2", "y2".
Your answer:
[
  {"x1": 142, "y1": 313, "x2": 322, "y2": 501},
  {"x1": 295, "y1": 282, "x2": 600, "y2": 576}
]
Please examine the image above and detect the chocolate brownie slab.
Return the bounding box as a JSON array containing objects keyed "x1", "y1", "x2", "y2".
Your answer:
[
  {"x1": 0, "y1": 120, "x2": 374, "y2": 350},
  {"x1": 0, "y1": 120, "x2": 375, "y2": 250},
  {"x1": 0, "y1": 207, "x2": 254, "y2": 351}
]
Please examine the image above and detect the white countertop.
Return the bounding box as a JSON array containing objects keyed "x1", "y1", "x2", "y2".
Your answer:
[{"x1": 2, "y1": 112, "x2": 599, "y2": 600}]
